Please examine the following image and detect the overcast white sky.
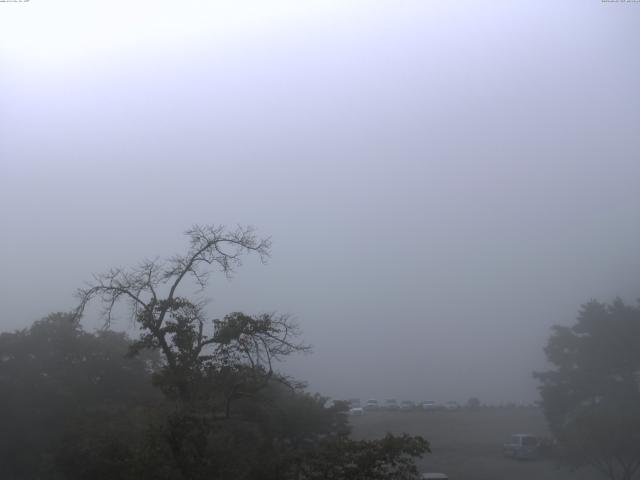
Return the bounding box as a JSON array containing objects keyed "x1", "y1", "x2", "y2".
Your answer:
[{"x1": 1, "y1": 0, "x2": 639, "y2": 404}]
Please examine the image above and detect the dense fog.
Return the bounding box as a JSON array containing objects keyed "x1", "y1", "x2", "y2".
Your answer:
[{"x1": 1, "y1": 0, "x2": 639, "y2": 406}]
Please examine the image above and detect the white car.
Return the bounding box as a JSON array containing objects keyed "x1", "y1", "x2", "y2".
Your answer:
[
  {"x1": 364, "y1": 399, "x2": 379, "y2": 411},
  {"x1": 422, "y1": 400, "x2": 438, "y2": 411},
  {"x1": 444, "y1": 401, "x2": 460, "y2": 411},
  {"x1": 349, "y1": 407, "x2": 364, "y2": 416},
  {"x1": 503, "y1": 433, "x2": 540, "y2": 460},
  {"x1": 384, "y1": 399, "x2": 399, "y2": 410},
  {"x1": 400, "y1": 400, "x2": 415, "y2": 411}
]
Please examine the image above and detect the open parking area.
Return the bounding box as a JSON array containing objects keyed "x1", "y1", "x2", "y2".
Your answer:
[{"x1": 349, "y1": 408, "x2": 602, "y2": 480}]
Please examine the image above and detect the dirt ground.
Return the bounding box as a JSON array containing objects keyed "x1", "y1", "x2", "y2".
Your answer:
[{"x1": 348, "y1": 408, "x2": 603, "y2": 480}]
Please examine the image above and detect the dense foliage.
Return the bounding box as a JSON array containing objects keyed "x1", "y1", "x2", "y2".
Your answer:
[
  {"x1": 0, "y1": 313, "x2": 162, "y2": 480},
  {"x1": 0, "y1": 225, "x2": 429, "y2": 479},
  {"x1": 0, "y1": 312, "x2": 429, "y2": 479},
  {"x1": 535, "y1": 299, "x2": 640, "y2": 480}
]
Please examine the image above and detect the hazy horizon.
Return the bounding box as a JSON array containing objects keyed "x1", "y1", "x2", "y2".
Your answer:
[{"x1": 1, "y1": 0, "x2": 639, "y2": 404}]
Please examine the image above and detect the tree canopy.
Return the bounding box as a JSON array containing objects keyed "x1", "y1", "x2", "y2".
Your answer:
[
  {"x1": 64, "y1": 223, "x2": 429, "y2": 479},
  {"x1": 0, "y1": 225, "x2": 430, "y2": 479},
  {"x1": 0, "y1": 312, "x2": 162, "y2": 480},
  {"x1": 535, "y1": 298, "x2": 640, "y2": 480}
]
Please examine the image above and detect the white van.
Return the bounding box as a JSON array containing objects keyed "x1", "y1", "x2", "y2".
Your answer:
[{"x1": 503, "y1": 433, "x2": 540, "y2": 460}]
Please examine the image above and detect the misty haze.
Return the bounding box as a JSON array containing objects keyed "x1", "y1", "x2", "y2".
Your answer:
[{"x1": 1, "y1": 1, "x2": 639, "y2": 480}]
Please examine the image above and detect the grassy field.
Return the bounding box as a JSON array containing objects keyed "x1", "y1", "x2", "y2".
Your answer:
[{"x1": 348, "y1": 408, "x2": 602, "y2": 480}]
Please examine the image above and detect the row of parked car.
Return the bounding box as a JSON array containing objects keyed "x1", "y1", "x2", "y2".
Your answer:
[{"x1": 347, "y1": 398, "x2": 462, "y2": 415}]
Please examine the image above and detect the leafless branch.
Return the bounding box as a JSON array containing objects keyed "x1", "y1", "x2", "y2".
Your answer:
[{"x1": 74, "y1": 224, "x2": 271, "y2": 329}]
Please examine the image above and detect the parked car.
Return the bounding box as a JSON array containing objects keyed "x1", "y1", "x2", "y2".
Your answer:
[
  {"x1": 400, "y1": 400, "x2": 415, "y2": 411},
  {"x1": 364, "y1": 399, "x2": 379, "y2": 411},
  {"x1": 444, "y1": 401, "x2": 460, "y2": 411},
  {"x1": 503, "y1": 433, "x2": 540, "y2": 460},
  {"x1": 349, "y1": 407, "x2": 364, "y2": 416},
  {"x1": 384, "y1": 399, "x2": 399, "y2": 410},
  {"x1": 421, "y1": 400, "x2": 438, "y2": 411}
]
